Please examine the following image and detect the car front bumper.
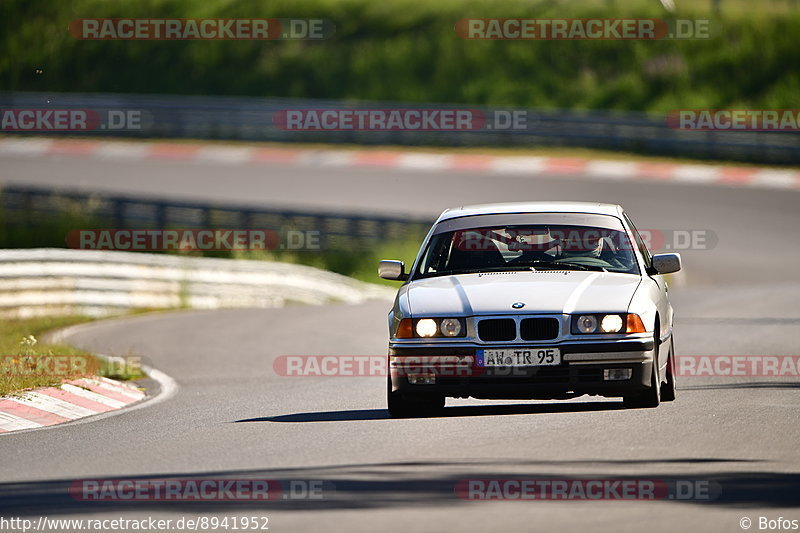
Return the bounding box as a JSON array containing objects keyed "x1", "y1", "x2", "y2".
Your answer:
[{"x1": 388, "y1": 339, "x2": 654, "y2": 400}]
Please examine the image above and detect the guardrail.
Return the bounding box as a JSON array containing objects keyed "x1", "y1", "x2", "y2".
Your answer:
[
  {"x1": 0, "y1": 248, "x2": 394, "y2": 317},
  {"x1": 0, "y1": 185, "x2": 434, "y2": 251},
  {"x1": 1, "y1": 91, "x2": 798, "y2": 164},
  {"x1": 0, "y1": 186, "x2": 421, "y2": 317}
]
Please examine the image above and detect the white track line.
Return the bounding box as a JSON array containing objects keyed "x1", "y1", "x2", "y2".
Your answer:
[
  {"x1": 195, "y1": 146, "x2": 254, "y2": 165},
  {"x1": 61, "y1": 383, "x2": 127, "y2": 409},
  {"x1": 76, "y1": 377, "x2": 145, "y2": 400},
  {"x1": 0, "y1": 138, "x2": 54, "y2": 156},
  {"x1": 585, "y1": 160, "x2": 640, "y2": 180},
  {"x1": 6, "y1": 391, "x2": 98, "y2": 419},
  {"x1": 489, "y1": 156, "x2": 548, "y2": 175},
  {"x1": 671, "y1": 165, "x2": 723, "y2": 183},
  {"x1": 94, "y1": 142, "x2": 150, "y2": 160},
  {"x1": 397, "y1": 153, "x2": 453, "y2": 171},
  {"x1": 0, "y1": 411, "x2": 43, "y2": 432}
]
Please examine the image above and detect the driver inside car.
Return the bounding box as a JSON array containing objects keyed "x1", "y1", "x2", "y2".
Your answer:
[{"x1": 557, "y1": 231, "x2": 604, "y2": 259}]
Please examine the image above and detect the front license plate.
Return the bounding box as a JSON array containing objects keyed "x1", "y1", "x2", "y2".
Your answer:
[{"x1": 477, "y1": 348, "x2": 561, "y2": 367}]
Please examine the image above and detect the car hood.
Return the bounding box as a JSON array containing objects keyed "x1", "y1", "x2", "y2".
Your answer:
[{"x1": 405, "y1": 271, "x2": 641, "y2": 316}]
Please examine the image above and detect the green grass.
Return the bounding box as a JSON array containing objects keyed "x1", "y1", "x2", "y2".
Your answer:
[
  {"x1": 0, "y1": 315, "x2": 146, "y2": 396},
  {"x1": 2, "y1": 0, "x2": 799, "y2": 113}
]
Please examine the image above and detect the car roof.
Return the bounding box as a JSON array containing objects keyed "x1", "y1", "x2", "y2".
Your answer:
[{"x1": 437, "y1": 202, "x2": 623, "y2": 222}]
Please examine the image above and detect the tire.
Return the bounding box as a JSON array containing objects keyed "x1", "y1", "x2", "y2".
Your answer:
[
  {"x1": 387, "y1": 376, "x2": 445, "y2": 418},
  {"x1": 661, "y1": 337, "x2": 676, "y2": 402},
  {"x1": 623, "y1": 328, "x2": 661, "y2": 409}
]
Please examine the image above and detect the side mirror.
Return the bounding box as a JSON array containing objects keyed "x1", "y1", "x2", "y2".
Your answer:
[
  {"x1": 378, "y1": 260, "x2": 408, "y2": 281},
  {"x1": 651, "y1": 253, "x2": 682, "y2": 275}
]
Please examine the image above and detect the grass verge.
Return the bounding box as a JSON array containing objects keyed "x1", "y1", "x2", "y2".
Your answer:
[{"x1": 0, "y1": 315, "x2": 146, "y2": 397}]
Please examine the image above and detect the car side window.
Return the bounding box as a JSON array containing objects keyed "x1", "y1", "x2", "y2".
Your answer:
[
  {"x1": 622, "y1": 213, "x2": 653, "y2": 270},
  {"x1": 418, "y1": 232, "x2": 453, "y2": 275}
]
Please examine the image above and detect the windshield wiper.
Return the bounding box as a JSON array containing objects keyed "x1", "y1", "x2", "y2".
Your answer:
[
  {"x1": 519, "y1": 260, "x2": 606, "y2": 272},
  {"x1": 547, "y1": 261, "x2": 607, "y2": 272},
  {"x1": 448, "y1": 265, "x2": 534, "y2": 275},
  {"x1": 520, "y1": 260, "x2": 565, "y2": 269},
  {"x1": 420, "y1": 262, "x2": 607, "y2": 279}
]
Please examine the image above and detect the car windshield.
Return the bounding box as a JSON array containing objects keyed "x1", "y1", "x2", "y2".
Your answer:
[{"x1": 415, "y1": 224, "x2": 640, "y2": 278}]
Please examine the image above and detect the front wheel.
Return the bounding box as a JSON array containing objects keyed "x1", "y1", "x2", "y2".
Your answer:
[
  {"x1": 661, "y1": 338, "x2": 676, "y2": 402},
  {"x1": 387, "y1": 377, "x2": 445, "y2": 418},
  {"x1": 623, "y1": 330, "x2": 662, "y2": 409}
]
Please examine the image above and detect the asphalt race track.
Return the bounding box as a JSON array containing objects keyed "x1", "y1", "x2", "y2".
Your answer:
[{"x1": 1, "y1": 151, "x2": 799, "y2": 532}]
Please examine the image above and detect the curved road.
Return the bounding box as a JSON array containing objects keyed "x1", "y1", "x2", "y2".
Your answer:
[{"x1": 1, "y1": 152, "x2": 799, "y2": 532}]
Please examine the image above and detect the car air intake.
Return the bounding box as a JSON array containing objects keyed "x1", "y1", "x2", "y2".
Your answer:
[
  {"x1": 520, "y1": 318, "x2": 560, "y2": 340},
  {"x1": 478, "y1": 318, "x2": 516, "y2": 341}
]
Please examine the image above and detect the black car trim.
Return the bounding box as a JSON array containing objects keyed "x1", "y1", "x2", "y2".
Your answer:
[{"x1": 388, "y1": 339, "x2": 653, "y2": 356}]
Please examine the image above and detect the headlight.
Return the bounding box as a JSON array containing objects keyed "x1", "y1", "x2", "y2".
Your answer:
[
  {"x1": 440, "y1": 318, "x2": 462, "y2": 337},
  {"x1": 575, "y1": 315, "x2": 598, "y2": 334},
  {"x1": 600, "y1": 314, "x2": 624, "y2": 333},
  {"x1": 572, "y1": 313, "x2": 644, "y2": 334},
  {"x1": 395, "y1": 318, "x2": 467, "y2": 338},
  {"x1": 415, "y1": 319, "x2": 438, "y2": 337}
]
